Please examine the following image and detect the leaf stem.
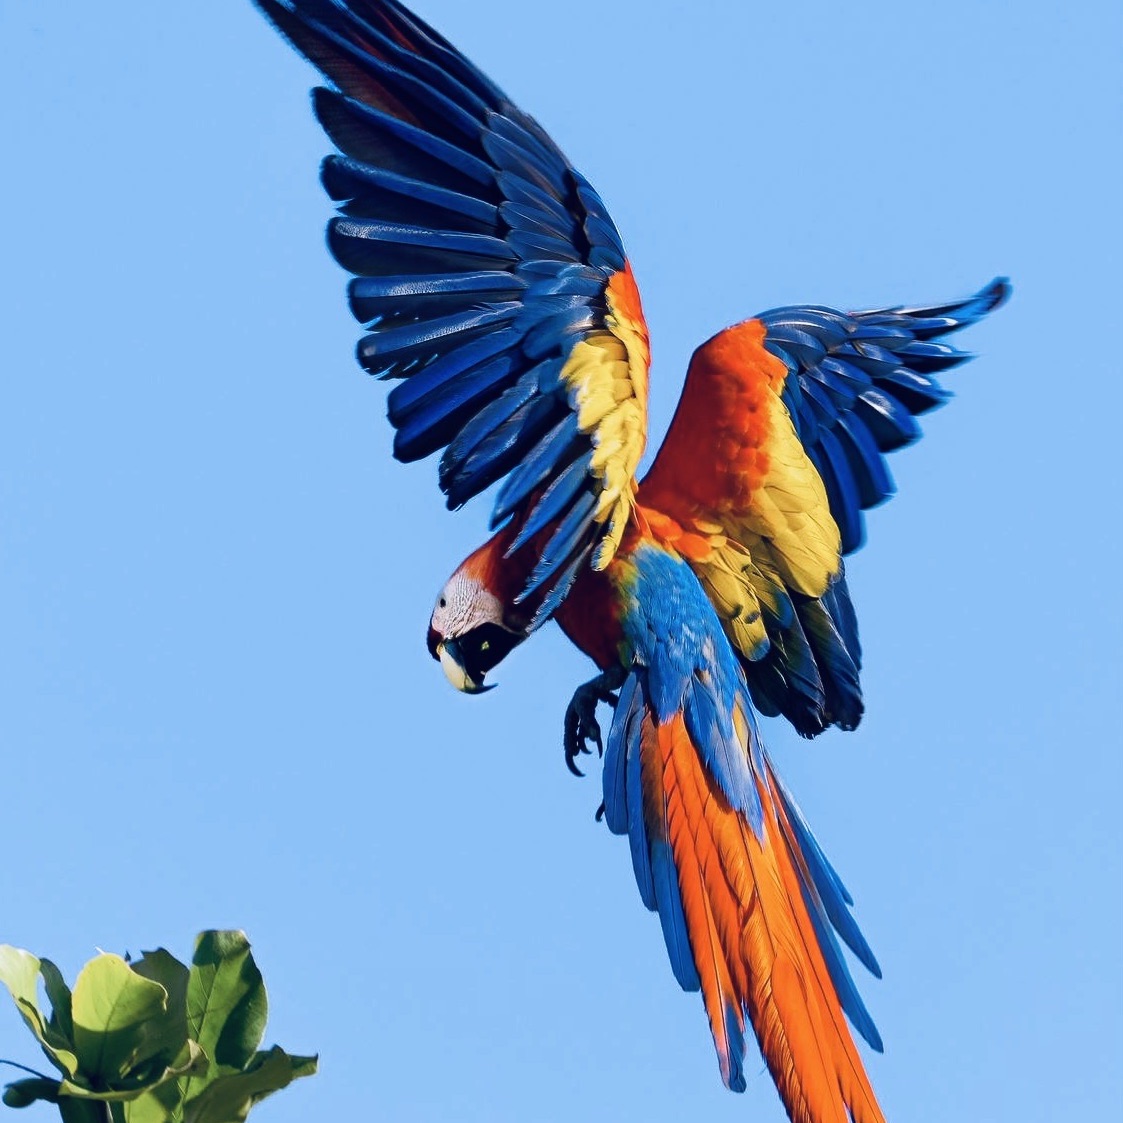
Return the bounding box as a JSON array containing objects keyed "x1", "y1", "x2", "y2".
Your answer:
[{"x1": 0, "y1": 1057, "x2": 55, "y2": 1080}]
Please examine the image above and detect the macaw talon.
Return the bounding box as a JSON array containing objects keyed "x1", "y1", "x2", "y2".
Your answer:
[{"x1": 564, "y1": 666, "x2": 628, "y2": 777}]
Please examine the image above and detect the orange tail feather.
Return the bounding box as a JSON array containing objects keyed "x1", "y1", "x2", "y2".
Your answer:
[{"x1": 646, "y1": 712, "x2": 886, "y2": 1123}]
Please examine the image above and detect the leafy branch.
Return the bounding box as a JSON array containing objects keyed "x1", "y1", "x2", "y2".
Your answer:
[{"x1": 0, "y1": 932, "x2": 315, "y2": 1123}]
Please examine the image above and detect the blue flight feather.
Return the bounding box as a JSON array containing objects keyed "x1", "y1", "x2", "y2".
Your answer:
[
  {"x1": 497, "y1": 170, "x2": 574, "y2": 225},
  {"x1": 816, "y1": 427, "x2": 865, "y2": 554},
  {"x1": 651, "y1": 841, "x2": 701, "y2": 992},
  {"x1": 836, "y1": 414, "x2": 895, "y2": 508},
  {"x1": 348, "y1": 270, "x2": 524, "y2": 324},
  {"x1": 501, "y1": 200, "x2": 573, "y2": 243},
  {"x1": 519, "y1": 307, "x2": 596, "y2": 360},
  {"x1": 818, "y1": 355, "x2": 872, "y2": 396},
  {"x1": 845, "y1": 339, "x2": 905, "y2": 375},
  {"x1": 330, "y1": 216, "x2": 516, "y2": 262},
  {"x1": 260, "y1": 0, "x2": 494, "y2": 121},
  {"x1": 765, "y1": 324, "x2": 827, "y2": 368},
  {"x1": 875, "y1": 368, "x2": 951, "y2": 414},
  {"x1": 894, "y1": 339, "x2": 963, "y2": 373},
  {"x1": 442, "y1": 394, "x2": 565, "y2": 508},
  {"x1": 624, "y1": 702, "x2": 656, "y2": 909},
  {"x1": 795, "y1": 600, "x2": 862, "y2": 731},
  {"x1": 784, "y1": 801, "x2": 882, "y2": 980},
  {"x1": 535, "y1": 490, "x2": 599, "y2": 572},
  {"x1": 314, "y1": 88, "x2": 495, "y2": 189},
  {"x1": 508, "y1": 455, "x2": 590, "y2": 553},
  {"x1": 358, "y1": 302, "x2": 520, "y2": 366},
  {"x1": 489, "y1": 111, "x2": 569, "y2": 184},
  {"x1": 799, "y1": 881, "x2": 883, "y2": 1051},
  {"x1": 490, "y1": 413, "x2": 580, "y2": 527},
  {"x1": 392, "y1": 354, "x2": 519, "y2": 462},
  {"x1": 527, "y1": 543, "x2": 593, "y2": 625},
  {"x1": 518, "y1": 492, "x2": 597, "y2": 603},
  {"x1": 482, "y1": 128, "x2": 566, "y2": 199},
  {"x1": 855, "y1": 386, "x2": 923, "y2": 451},
  {"x1": 521, "y1": 262, "x2": 604, "y2": 298},
  {"x1": 795, "y1": 367, "x2": 840, "y2": 421},
  {"x1": 386, "y1": 328, "x2": 518, "y2": 414},
  {"x1": 439, "y1": 362, "x2": 556, "y2": 479},
  {"x1": 484, "y1": 114, "x2": 569, "y2": 196},
  {"x1": 575, "y1": 178, "x2": 627, "y2": 265},
  {"x1": 603, "y1": 673, "x2": 639, "y2": 836},
  {"x1": 508, "y1": 229, "x2": 582, "y2": 264},
  {"x1": 322, "y1": 156, "x2": 498, "y2": 230}
]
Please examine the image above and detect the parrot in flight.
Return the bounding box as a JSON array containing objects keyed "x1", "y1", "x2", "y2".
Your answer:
[{"x1": 254, "y1": 2, "x2": 1008, "y2": 1120}]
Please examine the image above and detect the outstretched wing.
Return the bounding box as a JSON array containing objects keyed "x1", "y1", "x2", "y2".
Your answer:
[
  {"x1": 256, "y1": 0, "x2": 650, "y2": 618},
  {"x1": 639, "y1": 279, "x2": 1009, "y2": 735}
]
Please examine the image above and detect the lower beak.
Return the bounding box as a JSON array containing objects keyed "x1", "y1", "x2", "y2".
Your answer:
[{"x1": 437, "y1": 639, "x2": 496, "y2": 694}]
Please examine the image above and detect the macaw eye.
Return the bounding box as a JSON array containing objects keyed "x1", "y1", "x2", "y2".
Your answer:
[{"x1": 439, "y1": 597, "x2": 447, "y2": 608}]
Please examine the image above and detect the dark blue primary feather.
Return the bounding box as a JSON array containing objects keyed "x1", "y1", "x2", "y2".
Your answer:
[
  {"x1": 508, "y1": 455, "x2": 591, "y2": 553},
  {"x1": 324, "y1": 157, "x2": 498, "y2": 231},
  {"x1": 491, "y1": 413, "x2": 581, "y2": 526},
  {"x1": 759, "y1": 277, "x2": 1010, "y2": 555},
  {"x1": 739, "y1": 553, "x2": 864, "y2": 739},
  {"x1": 255, "y1": 0, "x2": 638, "y2": 619},
  {"x1": 347, "y1": 270, "x2": 526, "y2": 324}
]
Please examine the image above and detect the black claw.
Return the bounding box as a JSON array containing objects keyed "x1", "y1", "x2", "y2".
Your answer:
[
  {"x1": 563, "y1": 705, "x2": 585, "y2": 776},
  {"x1": 595, "y1": 801, "x2": 606, "y2": 822},
  {"x1": 564, "y1": 677, "x2": 611, "y2": 775},
  {"x1": 563, "y1": 666, "x2": 630, "y2": 778}
]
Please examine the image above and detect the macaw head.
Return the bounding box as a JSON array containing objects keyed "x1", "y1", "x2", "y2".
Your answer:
[{"x1": 426, "y1": 532, "x2": 531, "y2": 694}]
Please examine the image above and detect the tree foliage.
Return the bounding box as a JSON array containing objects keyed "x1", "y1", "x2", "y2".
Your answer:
[{"x1": 0, "y1": 932, "x2": 315, "y2": 1123}]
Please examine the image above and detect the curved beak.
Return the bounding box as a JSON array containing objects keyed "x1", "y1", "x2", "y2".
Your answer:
[{"x1": 436, "y1": 638, "x2": 496, "y2": 694}]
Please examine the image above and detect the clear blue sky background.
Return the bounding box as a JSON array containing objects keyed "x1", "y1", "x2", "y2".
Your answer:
[{"x1": 2, "y1": 2, "x2": 1120, "y2": 1121}]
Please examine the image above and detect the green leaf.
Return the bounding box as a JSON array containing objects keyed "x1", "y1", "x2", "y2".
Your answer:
[
  {"x1": 2, "y1": 1077, "x2": 61, "y2": 1108},
  {"x1": 58, "y1": 1042, "x2": 206, "y2": 1103},
  {"x1": 129, "y1": 950, "x2": 190, "y2": 1074},
  {"x1": 183, "y1": 932, "x2": 266, "y2": 1102},
  {"x1": 182, "y1": 1048, "x2": 317, "y2": 1123},
  {"x1": 57, "y1": 1099, "x2": 112, "y2": 1123},
  {"x1": 41, "y1": 959, "x2": 75, "y2": 1041},
  {"x1": 0, "y1": 945, "x2": 79, "y2": 1077},
  {"x1": 71, "y1": 954, "x2": 168, "y2": 1086},
  {"x1": 120, "y1": 1079, "x2": 181, "y2": 1123}
]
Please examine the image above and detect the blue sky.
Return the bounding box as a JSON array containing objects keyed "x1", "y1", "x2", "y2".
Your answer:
[{"x1": 2, "y1": 1, "x2": 1120, "y2": 1121}]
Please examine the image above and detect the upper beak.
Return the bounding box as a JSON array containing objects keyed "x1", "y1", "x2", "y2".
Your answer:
[{"x1": 436, "y1": 638, "x2": 496, "y2": 694}]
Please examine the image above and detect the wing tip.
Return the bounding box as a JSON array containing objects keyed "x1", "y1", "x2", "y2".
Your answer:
[{"x1": 981, "y1": 275, "x2": 1013, "y2": 313}]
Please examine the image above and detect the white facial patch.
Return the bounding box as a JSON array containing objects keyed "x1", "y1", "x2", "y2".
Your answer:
[{"x1": 430, "y1": 572, "x2": 505, "y2": 639}]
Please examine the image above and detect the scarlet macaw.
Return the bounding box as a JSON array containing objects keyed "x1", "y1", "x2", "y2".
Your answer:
[{"x1": 255, "y1": 3, "x2": 1008, "y2": 1120}]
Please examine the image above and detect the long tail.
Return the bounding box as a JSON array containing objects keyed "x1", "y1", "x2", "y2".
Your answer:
[{"x1": 604, "y1": 671, "x2": 886, "y2": 1123}]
